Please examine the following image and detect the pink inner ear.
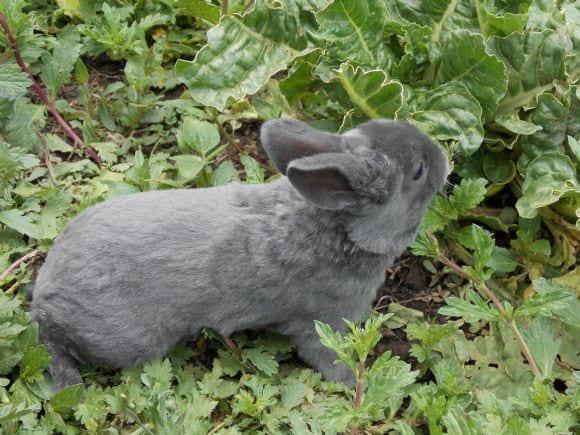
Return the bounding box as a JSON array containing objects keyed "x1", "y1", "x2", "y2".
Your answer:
[{"x1": 304, "y1": 168, "x2": 353, "y2": 193}]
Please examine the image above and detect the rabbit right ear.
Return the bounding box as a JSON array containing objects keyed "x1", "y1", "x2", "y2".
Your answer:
[{"x1": 260, "y1": 119, "x2": 343, "y2": 175}]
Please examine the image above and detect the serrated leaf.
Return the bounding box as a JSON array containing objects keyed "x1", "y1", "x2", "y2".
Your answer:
[
  {"x1": 242, "y1": 347, "x2": 279, "y2": 376},
  {"x1": 6, "y1": 100, "x2": 46, "y2": 153},
  {"x1": 515, "y1": 287, "x2": 574, "y2": 318},
  {"x1": 471, "y1": 224, "x2": 495, "y2": 273},
  {"x1": 439, "y1": 289, "x2": 501, "y2": 323},
  {"x1": 176, "y1": 1, "x2": 312, "y2": 110},
  {"x1": 40, "y1": 32, "x2": 82, "y2": 99},
  {"x1": 335, "y1": 62, "x2": 403, "y2": 119},
  {"x1": 436, "y1": 29, "x2": 508, "y2": 119},
  {"x1": 0, "y1": 209, "x2": 41, "y2": 239},
  {"x1": 50, "y1": 384, "x2": 83, "y2": 415},
  {"x1": 0, "y1": 63, "x2": 31, "y2": 100},
  {"x1": 442, "y1": 405, "x2": 481, "y2": 435},
  {"x1": 19, "y1": 345, "x2": 51, "y2": 382},
  {"x1": 487, "y1": 246, "x2": 517, "y2": 273},
  {"x1": 521, "y1": 317, "x2": 560, "y2": 379}
]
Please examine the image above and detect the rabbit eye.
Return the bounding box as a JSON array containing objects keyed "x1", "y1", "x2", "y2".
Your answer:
[{"x1": 413, "y1": 161, "x2": 426, "y2": 181}]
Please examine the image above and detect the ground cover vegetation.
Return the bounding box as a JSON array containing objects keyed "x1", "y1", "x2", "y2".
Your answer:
[{"x1": 0, "y1": 0, "x2": 578, "y2": 433}]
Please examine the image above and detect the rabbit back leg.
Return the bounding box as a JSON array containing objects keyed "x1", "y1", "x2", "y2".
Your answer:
[
  {"x1": 40, "y1": 333, "x2": 82, "y2": 391},
  {"x1": 280, "y1": 321, "x2": 355, "y2": 386}
]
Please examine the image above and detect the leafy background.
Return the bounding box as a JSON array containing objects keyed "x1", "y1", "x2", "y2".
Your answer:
[{"x1": 0, "y1": 0, "x2": 579, "y2": 433}]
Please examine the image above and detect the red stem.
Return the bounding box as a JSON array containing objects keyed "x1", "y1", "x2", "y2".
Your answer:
[
  {"x1": 0, "y1": 249, "x2": 41, "y2": 283},
  {"x1": 0, "y1": 13, "x2": 101, "y2": 167}
]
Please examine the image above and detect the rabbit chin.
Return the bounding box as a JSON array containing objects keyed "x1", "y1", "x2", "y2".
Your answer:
[{"x1": 345, "y1": 220, "x2": 419, "y2": 257}]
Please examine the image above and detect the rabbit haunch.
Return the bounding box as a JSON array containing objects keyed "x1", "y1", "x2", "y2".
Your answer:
[{"x1": 31, "y1": 119, "x2": 448, "y2": 390}]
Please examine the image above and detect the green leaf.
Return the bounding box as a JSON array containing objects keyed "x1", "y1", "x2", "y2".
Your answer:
[
  {"x1": 439, "y1": 289, "x2": 501, "y2": 323},
  {"x1": 0, "y1": 209, "x2": 40, "y2": 239},
  {"x1": 442, "y1": 405, "x2": 481, "y2": 435},
  {"x1": 495, "y1": 112, "x2": 542, "y2": 135},
  {"x1": 515, "y1": 287, "x2": 574, "y2": 319},
  {"x1": 487, "y1": 246, "x2": 517, "y2": 273},
  {"x1": 211, "y1": 160, "x2": 240, "y2": 186},
  {"x1": 242, "y1": 347, "x2": 279, "y2": 376},
  {"x1": 0, "y1": 63, "x2": 31, "y2": 100},
  {"x1": 174, "y1": 0, "x2": 220, "y2": 24},
  {"x1": 436, "y1": 29, "x2": 508, "y2": 119},
  {"x1": 411, "y1": 82, "x2": 484, "y2": 154},
  {"x1": 172, "y1": 155, "x2": 206, "y2": 181},
  {"x1": 50, "y1": 384, "x2": 84, "y2": 415},
  {"x1": 6, "y1": 100, "x2": 46, "y2": 153},
  {"x1": 471, "y1": 224, "x2": 495, "y2": 273},
  {"x1": 450, "y1": 178, "x2": 488, "y2": 216},
  {"x1": 475, "y1": 0, "x2": 530, "y2": 36},
  {"x1": 410, "y1": 231, "x2": 441, "y2": 258},
  {"x1": 335, "y1": 62, "x2": 403, "y2": 119},
  {"x1": 40, "y1": 32, "x2": 82, "y2": 99},
  {"x1": 516, "y1": 152, "x2": 579, "y2": 218},
  {"x1": 176, "y1": 1, "x2": 312, "y2": 110},
  {"x1": 490, "y1": 30, "x2": 570, "y2": 115},
  {"x1": 177, "y1": 117, "x2": 221, "y2": 156},
  {"x1": 316, "y1": 0, "x2": 388, "y2": 67},
  {"x1": 516, "y1": 93, "x2": 569, "y2": 172},
  {"x1": 521, "y1": 317, "x2": 560, "y2": 379},
  {"x1": 240, "y1": 155, "x2": 264, "y2": 184},
  {"x1": 19, "y1": 345, "x2": 51, "y2": 382}
]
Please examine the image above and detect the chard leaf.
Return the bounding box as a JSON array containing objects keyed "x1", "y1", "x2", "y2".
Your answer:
[
  {"x1": 436, "y1": 29, "x2": 508, "y2": 119},
  {"x1": 0, "y1": 63, "x2": 31, "y2": 100},
  {"x1": 334, "y1": 62, "x2": 403, "y2": 119},
  {"x1": 516, "y1": 93, "x2": 568, "y2": 172},
  {"x1": 411, "y1": 82, "x2": 484, "y2": 154},
  {"x1": 475, "y1": 0, "x2": 530, "y2": 36},
  {"x1": 516, "y1": 152, "x2": 579, "y2": 218},
  {"x1": 175, "y1": 1, "x2": 312, "y2": 110},
  {"x1": 385, "y1": 0, "x2": 479, "y2": 37},
  {"x1": 489, "y1": 30, "x2": 570, "y2": 116},
  {"x1": 316, "y1": 0, "x2": 388, "y2": 67}
]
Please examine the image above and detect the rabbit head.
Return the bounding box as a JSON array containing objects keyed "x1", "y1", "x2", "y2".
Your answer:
[{"x1": 260, "y1": 119, "x2": 448, "y2": 255}]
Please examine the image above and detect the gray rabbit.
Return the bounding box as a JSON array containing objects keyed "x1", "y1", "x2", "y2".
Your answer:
[{"x1": 30, "y1": 119, "x2": 447, "y2": 390}]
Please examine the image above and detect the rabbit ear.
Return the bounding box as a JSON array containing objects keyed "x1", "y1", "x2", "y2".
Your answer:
[
  {"x1": 260, "y1": 119, "x2": 342, "y2": 175},
  {"x1": 286, "y1": 153, "x2": 366, "y2": 210}
]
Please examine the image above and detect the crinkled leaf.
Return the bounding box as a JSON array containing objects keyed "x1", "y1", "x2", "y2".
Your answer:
[
  {"x1": 490, "y1": 30, "x2": 570, "y2": 115},
  {"x1": 516, "y1": 152, "x2": 579, "y2": 218},
  {"x1": 175, "y1": 1, "x2": 312, "y2": 110},
  {"x1": 436, "y1": 29, "x2": 508, "y2": 119},
  {"x1": 335, "y1": 62, "x2": 403, "y2": 119},
  {"x1": 6, "y1": 100, "x2": 46, "y2": 153},
  {"x1": 411, "y1": 82, "x2": 484, "y2": 154},
  {"x1": 316, "y1": 0, "x2": 387, "y2": 67}
]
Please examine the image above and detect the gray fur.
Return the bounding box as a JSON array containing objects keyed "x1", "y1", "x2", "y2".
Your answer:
[{"x1": 31, "y1": 119, "x2": 447, "y2": 390}]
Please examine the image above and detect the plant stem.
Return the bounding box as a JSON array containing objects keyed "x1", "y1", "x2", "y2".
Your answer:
[
  {"x1": 438, "y1": 255, "x2": 542, "y2": 378},
  {"x1": 0, "y1": 250, "x2": 41, "y2": 283},
  {"x1": 221, "y1": 0, "x2": 228, "y2": 16},
  {"x1": 0, "y1": 13, "x2": 101, "y2": 167},
  {"x1": 350, "y1": 360, "x2": 366, "y2": 435}
]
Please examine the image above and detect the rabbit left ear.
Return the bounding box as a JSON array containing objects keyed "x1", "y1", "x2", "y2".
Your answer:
[
  {"x1": 260, "y1": 119, "x2": 343, "y2": 175},
  {"x1": 286, "y1": 153, "x2": 366, "y2": 210}
]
